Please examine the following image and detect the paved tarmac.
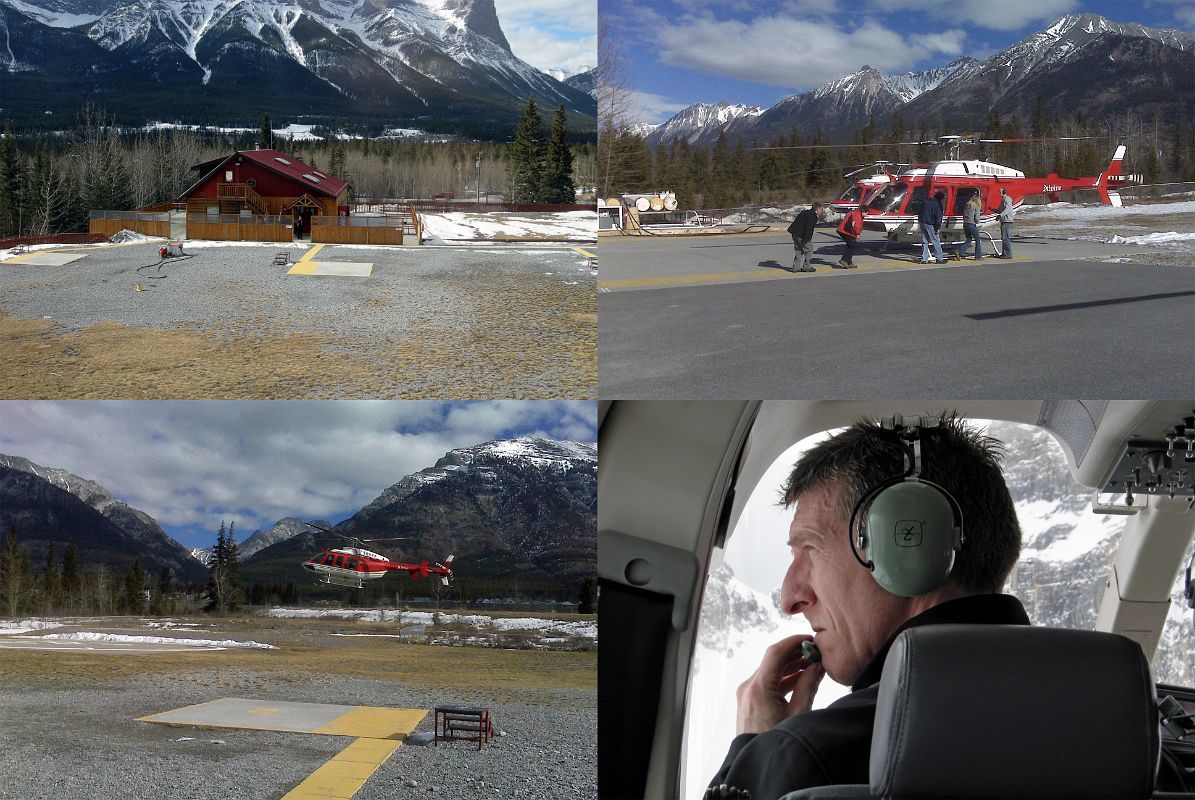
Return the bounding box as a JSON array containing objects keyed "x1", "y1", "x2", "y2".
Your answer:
[{"x1": 599, "y1": 230, "x2": 1195, "y2": 397}]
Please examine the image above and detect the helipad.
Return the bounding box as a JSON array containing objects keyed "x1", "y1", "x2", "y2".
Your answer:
[
  {"x1": 5, "y1": 252, "x2": 89, "y2": 266},
  {"x1": 141, "y1": 698, "x2": 427, "y2": 799},
  {"x1": 139, "y1": 698, "x2": 425, "y2": 739}
]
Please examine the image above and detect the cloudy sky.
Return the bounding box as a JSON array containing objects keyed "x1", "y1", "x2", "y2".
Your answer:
[
  {"x1": 603, "y1": 0, "x2": 1195, "y2": 124},
  {"x1": 0, "y1": 401, "x2": 595, "y2": 549},
  {"x1": 496, "y1": 0, "x2": 594, "y2": 75}
]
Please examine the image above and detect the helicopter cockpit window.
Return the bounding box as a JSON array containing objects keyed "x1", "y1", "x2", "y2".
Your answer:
[
  {"x1": 346, "y1": 557, "x2": 358, "y2": 570},
  {"x1": 954, "y1": 187, "x2": 981, "y2": 214},
  {"x1": 334, "y1": 554, "x2": 344, "y2": 568},
  {"x1": 866, "y1": 182, "x2": 907, "y2": 214},
  {"x1": 680, "y1": 420, "x2": 1147, "y2": 800},
  {"x1": 320, "y1": 552, "x2": 333, "y2": 565},
  {"x1": 840, "y1": 186, "x2": 863, "y2": 203}
]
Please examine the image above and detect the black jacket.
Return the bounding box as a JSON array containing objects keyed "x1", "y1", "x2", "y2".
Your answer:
[
  {"x1": 787, "y1": 209, "x2": 818, "y2": 244},
  {"x1": 708, "y1": 594, "x2": 1030, "y2": 800}
]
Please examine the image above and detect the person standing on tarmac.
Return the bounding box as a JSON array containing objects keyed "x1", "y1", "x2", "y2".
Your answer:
[
  {"x1": 835, "y1": 204, "x2": 864, "y2": 269},
  {"x1": 960, "y1": 193, "x2": 983, "y2": 260},
  {"x1": 787, "y1": 202, "x2": 823, "y2": 273},
  {"x1": 997, "y1": 187, "x2": 1015, "y2": 258},
  {"x1": 918, "y1": 190, "x2": 946, "y2": 263}
]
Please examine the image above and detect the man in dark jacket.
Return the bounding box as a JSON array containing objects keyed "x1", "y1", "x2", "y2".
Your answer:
[
  {"x1": 917, "y1": 190, "x2": 946, "y2": 263},
  {"x1": 786, "y1": 202, "x2": 823, "y2": 272},
  {"x1": 708, "y1": 416, "x2": 1026, "y2": 800}
]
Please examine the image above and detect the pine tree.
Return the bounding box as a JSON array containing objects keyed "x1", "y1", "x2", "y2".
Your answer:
[
  {"x1": 578, "y1": 576, "x2": 596, "y2": 614},
  {"x1": 123, "y1": 558, "x2": 145, "y2": 614},
  {"x1": 507, "y1": 97, "x2": 546, "y2": 203},
  {"x1": 540, "y1": 105, "x2": 576, "y2": 203},
  {"x1": 1, "y1": 525, "x2": 31, "y2": 617},
  {"x1": 259, "y1": 114, "x2": 273, "y2": 150},
  {"x1": 61, "y1": 543, "x2": 79, "y2": 611},
  {"x1": 0, "y1": 123, "x2": 24, "y2": 237}
]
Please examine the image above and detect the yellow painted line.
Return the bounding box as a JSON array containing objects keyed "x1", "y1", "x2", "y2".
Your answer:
[
  {"x1": 3, "y1": 251, "x2": 46, "y2": 264},
  {"x1": 281, "y1": 737, "x2": 404, "y2": 800},
  {"x1": 297, "y1": 244, "x2": 325, "y2": 263},
  {"x1": 315, "y1": 707, "x2": 425, "y2": 739},
  {"x1": 571, "y1": 246, "x2": 597, "y2": 259},
  {"x1": 288, "y1": 244, "x2": 326, "y2": 275}
]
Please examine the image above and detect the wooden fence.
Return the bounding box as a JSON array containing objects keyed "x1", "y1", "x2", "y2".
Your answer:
[
  {"x1": 185, "y1": 214, "x2": 292, "y2": 242},
  {"x1": 0, "y1": 232, "x2": 108, "y2": 249},
  {"x1": 310, "y1": 216, "x2": 404, "y2": 245},
  {"x1": 88, "y1": 211, "x2": 170, "y2": 238}
]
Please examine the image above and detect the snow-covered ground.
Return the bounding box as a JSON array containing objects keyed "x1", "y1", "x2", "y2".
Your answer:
[
  {"x1": 32, "y1": 632, "x2": 276, "y2": 649},
  {"x1": 419, "y1": 211, "x2": 596, "y2": 244},
  {"x1": 1016, "y1": 198, "x2": 1195, "y2": 258},
  {"x1": 0, "y1": 619, "x2": 62, "y2": 635},
  {"x1": 263, "y1": 607, "x2": 597, "y2": 639}
]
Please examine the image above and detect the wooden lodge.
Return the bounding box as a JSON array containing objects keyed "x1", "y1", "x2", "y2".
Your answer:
[{"x1": 180, "y1": 149, "x2": 350, "y2": 237}]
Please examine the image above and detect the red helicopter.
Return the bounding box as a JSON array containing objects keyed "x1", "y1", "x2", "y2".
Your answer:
[
  {"x1": 764, "y1": 135, "x2": 1140, "y2": 246},
  {"x1": 301, "y1": 531, "x2": 455, "y2": 589}
]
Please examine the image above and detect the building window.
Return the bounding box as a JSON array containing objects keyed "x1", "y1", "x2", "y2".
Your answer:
[{"x1": 246, "y1": 178, "x2": 257, "y2": 189}]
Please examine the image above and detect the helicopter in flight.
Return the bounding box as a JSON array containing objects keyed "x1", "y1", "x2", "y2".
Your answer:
[{"x1": 301, "y1": 528, "x2": 454, "y2": 589}]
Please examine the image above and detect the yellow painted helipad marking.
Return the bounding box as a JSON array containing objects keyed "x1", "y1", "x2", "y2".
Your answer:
[
  {"x1": 315, "y1": 707, "x2": 426, "y2": 739},
  {"x1": 571, "y1": 246, "x2": 597, "y2": 259},
  {"x1": 288, "y1": 243, "x2": 325, "y2": 275},
  {"x1": 141, "y1": 699, "x2": 425, "y2": 800}
]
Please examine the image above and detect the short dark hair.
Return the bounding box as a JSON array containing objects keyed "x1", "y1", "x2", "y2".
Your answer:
[
  {"x1": 780, "y1": 414, "x2": 1021, "y2": 594},
  {"x1": 812, "y1": 202, "x2": 824, "y2": 210}
]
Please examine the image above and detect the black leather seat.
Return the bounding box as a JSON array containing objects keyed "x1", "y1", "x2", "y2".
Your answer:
[{"x1": 781, "y1": 625, "x2": 1161, "y2": 799}]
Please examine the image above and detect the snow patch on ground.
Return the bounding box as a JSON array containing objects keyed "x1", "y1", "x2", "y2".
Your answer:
[
  {"x1": 263, "y1": 608, "x2": 596, "y2": 639},
  {"x1": 1108, "y1": 231, "x2": 1195, "y2": 246},
  {"x1": 419, "y1": 211, "x2": 596, "y2": 244},
  {"x1": 1018, "y1": 199, "x2": 1195, "y2": 220},
  {"x1": 0, "y1": 619, "x2": 62, "y2": 635},
  {"x1": 34, "y1": 632, "x2": 276, "y2": 649}
]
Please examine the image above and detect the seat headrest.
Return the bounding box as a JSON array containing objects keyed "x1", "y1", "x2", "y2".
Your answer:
[{"x1": 870, "y1": 625, "x2": 1159, "y2": 799}]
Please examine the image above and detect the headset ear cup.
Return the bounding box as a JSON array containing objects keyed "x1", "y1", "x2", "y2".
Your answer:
[{"x1": 861, "y1": 480, "x2": 962, "y2": 597}]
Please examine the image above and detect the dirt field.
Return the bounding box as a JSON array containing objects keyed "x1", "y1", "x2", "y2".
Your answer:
[{"x1": 0, "y1": 242, "x2": 597, "y2": 399}]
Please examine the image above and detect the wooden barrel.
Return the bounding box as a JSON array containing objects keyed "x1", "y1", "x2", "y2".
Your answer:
[
  {"x1": 605, "y1": 197, "x2": 622, "y2": 208},
  {"x1": 635, "y1": 197, "x2": 651, "y2": 212},
  {"x1": 663, "y1": 195, "x2": 678, "y2": 211},
  {"x1": 649, "y1": 196, "x2": 665, "y2": 211}
]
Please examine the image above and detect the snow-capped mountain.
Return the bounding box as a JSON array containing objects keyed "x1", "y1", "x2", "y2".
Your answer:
[
  {"x1": 643, "y1": 101, "x2": 763, "y2": 147},
  {"x1": 563, "y1": 66, "x2": 595, "y2": 98},
  {"x1": 0, "y1": 0, "x2": 595, "y2": 132},
  {"x1": 240, "y1": 436, "x2": 597, "y2": 593},
  {"x1": 902, "y1": 13, "x2": 1195, "y2": 125},
  {"x1": 189, "y1": 546, "x2": 214, "y2": 567},
  {"x1": 238, "y1": 516, "x2": 330, "y2": 560},
  {"x1": 884, "y1": 56, "x2": 981, "y2": 103},
  {"x1": 0, "y1": 453, "x2": 208, "y2": 583},
  {"x1": 642, "y1": 14, "x2": 1193, "y2": 146}
]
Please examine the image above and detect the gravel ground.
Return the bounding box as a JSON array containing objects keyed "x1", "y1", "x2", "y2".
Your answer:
[
  {"x1": 0, "y1": 241, "x2": 596, "y2": 398},
  {"x1": 0, "y1": 669, "x2": 595, "y2": 800}
]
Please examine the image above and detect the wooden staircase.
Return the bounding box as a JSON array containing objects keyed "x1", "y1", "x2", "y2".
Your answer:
[{"x1": 217, "y1": 183, "x2": 267, "y2": 215}]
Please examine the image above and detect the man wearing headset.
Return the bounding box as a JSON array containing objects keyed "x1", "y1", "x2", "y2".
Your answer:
[{"x1": 708, "y1": 415, "x2": 1028, "y2": 799}]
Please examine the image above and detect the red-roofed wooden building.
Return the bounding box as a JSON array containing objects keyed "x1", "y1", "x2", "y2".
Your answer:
[{"x1": 180, "y1": 149, "x2": 350, "y2": 234}]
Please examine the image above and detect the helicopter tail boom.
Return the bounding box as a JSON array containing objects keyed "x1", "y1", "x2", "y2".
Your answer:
[{"x1": 1094, "y1": 145, "x2": 1128, "y2": 207}]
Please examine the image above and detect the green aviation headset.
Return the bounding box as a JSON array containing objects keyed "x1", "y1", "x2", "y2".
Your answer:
[{"x1": 848, "y1": 417, "x2": 965, "y2": 597}]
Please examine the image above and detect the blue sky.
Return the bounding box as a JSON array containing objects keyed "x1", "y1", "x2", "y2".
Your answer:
[
  {"x1": 0, "y1": 401, "x2": 596, "y2": 549},
  {"x1": 602, "y1": 0, "x2": 1195, "y2": 123},
  {"x1": 496, "y1": 0, "x2": 595, "y2": 74}
]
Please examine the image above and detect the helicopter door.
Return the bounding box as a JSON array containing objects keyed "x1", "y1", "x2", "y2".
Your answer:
[
  {"x1": 953, "y1": 187, "x2": 981, "y2": 216},
  {"x1": 346, "y1": 557, "x2": 358, "y2": 571}
]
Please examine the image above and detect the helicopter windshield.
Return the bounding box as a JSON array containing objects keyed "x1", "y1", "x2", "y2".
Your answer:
[
  {"x1": 867, "y1": 182, "x2": 907, "y2": 213},
  {"x1": 838, "y1": 186, "x2": 863, "y2": 203}
]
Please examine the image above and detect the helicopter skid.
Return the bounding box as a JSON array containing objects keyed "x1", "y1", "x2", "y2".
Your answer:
[{"x1": 317, "y1": 572, "x2": 367, "y2": 589}]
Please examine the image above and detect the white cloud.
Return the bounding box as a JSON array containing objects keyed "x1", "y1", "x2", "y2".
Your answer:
[
  {"x1": 655, "y1": 16, "x2": 971, "y2": 89},
  {"x1": 495, "y1": 0, "x2": 595, "y2": 73},
  {"x1": 627, "y1": 89, "x2": 691, "y2": 125},
  {"x1": 0, "y1": 401, "x2": 595, "y2": 544},
  {"x1": 1142, "y1": 0, "x2": 1195, "y2": 28},
  {"x1": 868, "y1": 0, "x2": 1080, "y2": 32}
]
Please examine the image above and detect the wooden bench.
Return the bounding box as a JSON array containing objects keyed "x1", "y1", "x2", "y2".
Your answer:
[{"x1": 434, "y1": 706, "x2": 494, "y2": 750}]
